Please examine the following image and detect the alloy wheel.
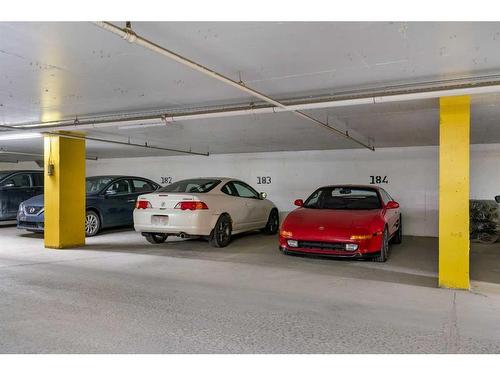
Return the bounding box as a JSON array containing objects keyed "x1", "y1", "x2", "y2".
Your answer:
[
  {"x1": 218, "y1": 220, "x2": 230, "y2": 243},
  {"x1": 85, "y1": 213, "x2": 99, "y2": 236}
]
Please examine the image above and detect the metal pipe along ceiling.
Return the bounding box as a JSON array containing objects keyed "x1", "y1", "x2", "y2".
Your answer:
[
  {"x1": 0, "y1": 149, "x2": 99, "y2": 161},
  {"x1": 42, "y1": 132, "x2": 210, "y2": 157},
  {"x1": 8, "y1": 75, "x2": 500, "y2": 130},
  {"x1": 93, "y1": 21, "x2": 375, "y2": 151}
]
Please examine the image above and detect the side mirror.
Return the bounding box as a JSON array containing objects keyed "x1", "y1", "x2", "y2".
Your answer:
[
  {"x1": 294, "y1": 199, "x2": 304, "y2": 207},
  {"x1": 105, "y1": 190, "x2": 117, "y2": 197},
  {"x1": 259, "y1": 192, "x2": 267, "y2": 200},
  {"x1": 386, "y1": 201, "x2": 400, "y2": 209},
  {"x1": 495, "y1": 196, "x2": 500, "y2": 203},
  {"x1": 3, "y1": 182, "x2": 15, "y2": 188}
]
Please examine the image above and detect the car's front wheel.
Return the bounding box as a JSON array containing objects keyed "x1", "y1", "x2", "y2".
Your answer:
[
  {"x1": 391, "y1": 215, "x2": 403, "y2": 244},
  {"x1": 210, "y1": 214, "x2": 232, "y2": 248},
  {"x1": 262, "y1": 209, "x2": 279, "y2": 235},
  {"x1": 85, "y1": 210, "x2": 101, "y2": 237},
  {"x1": 144, "y1": 233, "x2": 168, "y2": 244},
  {"x1": 373, "y1": 227, "x2": 389, "y2": 262}
]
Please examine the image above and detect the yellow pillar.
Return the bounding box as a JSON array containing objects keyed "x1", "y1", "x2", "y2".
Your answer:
[
  {"x1": 439, "y1": 96, "x2": 470, "y2": 289},
  {"x1": 44, "y1": 132, "x2": 86, "y2": 249}
]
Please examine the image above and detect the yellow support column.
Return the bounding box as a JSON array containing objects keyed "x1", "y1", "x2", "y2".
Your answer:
[
  {"x1": 44, "y1": 132, "x2": 86, "y2": 249},
  {"x1": 439, "y1": 96, "x2": 470, "y2": 289}
]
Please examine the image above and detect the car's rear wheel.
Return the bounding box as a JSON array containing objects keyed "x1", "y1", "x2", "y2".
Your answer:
[
  {"x1": 210, "y1": 214, "x2": 232, "y2": 248},
  {"x1": 373, "y1": 227, "x2": 389, "y2": 262},
  {"x1": 391, "y1": 215, "x2": 403, "y2": 244},
  {"x1": 262, "y1": 209, "x2": 279, "y2": 235},
  {"x1": 144, "y1": 233, "x2": 168, "y2": 244},
  {"x1": 85, "y1": 210, "x2": 101, "y2": 237}
]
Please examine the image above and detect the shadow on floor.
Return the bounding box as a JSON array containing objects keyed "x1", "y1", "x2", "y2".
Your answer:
[
  {"x1": 81, "y1": 232, "x2": 442, "y2": 289},
  {"x1": 20, "y1": 225, "x2": 499, "y2": 289}
]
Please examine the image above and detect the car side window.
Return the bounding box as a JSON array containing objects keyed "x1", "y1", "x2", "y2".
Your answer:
[
  {"x1": 0, "y1": 173, "x2": 31, "y2": 188},
  {"x1": 106, "y1": 179, "x2": 131, "y2": 195},
  {"x1": 132, "y1": 179, "x2": 155, "y2": 193},
  {"x1": 232, "y1": 181, "x2": 259, "y2": 199},
  {"x1": 221, "y1": 182, "x2": 238, "y2": 196},
  {"x1": 379, "y1": 189, "x2": 391, "y2": 205},
  {"x1": 32, "y1": 173, "x2": 44, "y2": 187}
]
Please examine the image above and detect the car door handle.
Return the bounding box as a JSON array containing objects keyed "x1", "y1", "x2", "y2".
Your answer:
[{"x1": 127, "y1": 199, "x2": 136, "y2": 203}]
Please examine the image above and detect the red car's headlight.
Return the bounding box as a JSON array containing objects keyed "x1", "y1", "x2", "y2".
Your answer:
[{"x1": 280, "y1": 230, "x2": 293, "y2": 238}]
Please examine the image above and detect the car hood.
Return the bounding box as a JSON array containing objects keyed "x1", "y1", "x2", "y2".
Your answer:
[
  {"x1": 283, "y1": 207, "x2": 383, "y2": 239},
  {"x1": 21, "y1": 194, "x2": 44, "y2": 207},
  {"x1": 21, "y1": 193, "x2": 95, "y2": 207}
]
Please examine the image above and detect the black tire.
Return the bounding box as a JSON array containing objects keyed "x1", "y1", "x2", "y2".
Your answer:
[
  {"x1": 279, "y1": 247, "x2": 290, "y2": 256},
  {"x1": 85, "y1": 210, "x2": 101, "y2": 237},
  {"x1": 145, "y1": 233, "x2": 168, "y2": 244},
  {"x1": 210, "y1": 214, "x2": 232, "y2": 248},
  {"x1": 262, "y1": 209, "x2": 279, "y2": 235},
  {"x1": 391, "y1": 215, "x2": 403, "y2": 244},
  {"x1": 478, "y1": 232, "x2": 499, "y2": 244},
  {"x1": 373, "y1": 227, "x2": 389, "y2": 262}
]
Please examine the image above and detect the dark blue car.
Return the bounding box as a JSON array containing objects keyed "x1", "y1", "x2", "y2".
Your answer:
[
  {"x1": 17, "y1": 175, "x2": 160, "y2": 236},
  {"x1": 0, "y1": 170, "x2": 44, "y2": 221}
]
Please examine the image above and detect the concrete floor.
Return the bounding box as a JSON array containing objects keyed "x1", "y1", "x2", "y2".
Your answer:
[{"x1": 0, "y1": 225, "x2": 499, "y2": 353}]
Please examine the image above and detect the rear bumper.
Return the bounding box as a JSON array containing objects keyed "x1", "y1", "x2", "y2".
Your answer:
[{"x1": 133, "y1": 208, "x2": 218, "y2": 236}]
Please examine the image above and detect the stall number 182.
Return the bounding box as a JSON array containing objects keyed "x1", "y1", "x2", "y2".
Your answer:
[{"x1": 370, "y1": 175, "x2": 388, "y2": 184}]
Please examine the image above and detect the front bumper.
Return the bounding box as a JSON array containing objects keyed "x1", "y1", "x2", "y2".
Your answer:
[
  {"x1": 278, "y1": 234, "x2": 383, "y2": 258},
  {"x1": 17, "y1": 216, "x2": 44, "y2": 232},
  {"x1": 17, "y1": 208, "x2": 45, "y2": 232}
]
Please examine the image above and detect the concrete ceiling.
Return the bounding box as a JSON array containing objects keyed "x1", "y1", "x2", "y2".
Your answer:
[{"x1": 1, "y1": 21, "x2": 500, "y2": 160}]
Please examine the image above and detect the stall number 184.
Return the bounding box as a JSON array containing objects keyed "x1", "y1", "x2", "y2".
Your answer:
[{"x1": 370, "y1": 175, "x2": 388, "y2": 184}]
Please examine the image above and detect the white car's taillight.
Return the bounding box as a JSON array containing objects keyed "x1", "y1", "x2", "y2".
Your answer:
[
  {"x1": 136, "y1": 200, "x2": 152, "y2": 209},
  {"x1": 174, "y1": 201, "x2": 208, "y2": 210}
]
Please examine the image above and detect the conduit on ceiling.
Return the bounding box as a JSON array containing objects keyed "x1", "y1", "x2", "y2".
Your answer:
[
  {"x1": 42, "y1": 132, "x2": 209, "y2": 157},
  {"x1": 0, "y1": 149, "x2": 99, "y2": 161},
  {"x1": 92, "y1": 21, "x2": 375, "y2": 151},
  {"x1": 6, "y1": 69, "x2": 500, "y2": 140}
]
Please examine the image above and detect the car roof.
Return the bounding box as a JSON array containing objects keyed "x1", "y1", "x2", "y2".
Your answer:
[
  {"x1": 86, "y1": 175, "x2": 156, "y2": 181},
  {"x1": 318, "y1": 184, "x2": 383, "y2": 190},
  {"x1": 0, "y1": 170, "x2": 42, "y2": 174},
  {"x1": 170, "y1": 177, "x2": 238, "y2": 183}
]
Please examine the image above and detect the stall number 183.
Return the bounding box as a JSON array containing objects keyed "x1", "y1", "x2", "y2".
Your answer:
[{"x1": 257, "y1": 176, "x2": 272, "y2": 185}]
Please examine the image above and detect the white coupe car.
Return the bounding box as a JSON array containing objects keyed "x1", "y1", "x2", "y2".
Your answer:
[{"x1": 133, "y1": 177, "x2": 279, "y2": 247}]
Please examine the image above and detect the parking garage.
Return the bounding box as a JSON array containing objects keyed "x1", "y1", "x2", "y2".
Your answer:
[{"x1": 1, "y1": 21, "x2": 500, "y2": 354}]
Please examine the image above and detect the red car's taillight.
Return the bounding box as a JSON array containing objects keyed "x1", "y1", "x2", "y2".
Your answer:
[
  {"x1": 136, "y1": 200, "x2": 152, "y2": 209},
  {"x1": 174, "y1": 201, "x2": 209, "y2": 210}
]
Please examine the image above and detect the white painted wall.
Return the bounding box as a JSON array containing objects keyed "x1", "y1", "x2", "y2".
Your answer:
[
  {"x1": 3, "y1": 144, "x2": 500, "y2": 237},
  {"x1": 84, "y1": 146, "x2": 439, "y2": 236}
]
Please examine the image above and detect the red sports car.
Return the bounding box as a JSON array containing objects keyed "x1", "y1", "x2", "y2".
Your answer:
[{"x1": 279, "y1": 185, "x2": 402, "y2": 262}]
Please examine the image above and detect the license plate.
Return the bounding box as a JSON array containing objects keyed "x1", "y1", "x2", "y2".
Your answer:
[{"x1": 152, "y1": 215, "x2": 169, "y2": 226}]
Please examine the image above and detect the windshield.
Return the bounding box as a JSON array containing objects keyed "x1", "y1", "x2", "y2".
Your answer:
[
  {"x1": 303, "y1": 187, "x2": 382, "y2": 210},
  {"x1": 0, "y1": 171, "x2": 13, "y2": 181},
  {"x1": 158, "y1": 179, "x2": 221, "y2": 193},
  {"x1": 86, "y1": 177, "x2": 114, "y2": 194}
]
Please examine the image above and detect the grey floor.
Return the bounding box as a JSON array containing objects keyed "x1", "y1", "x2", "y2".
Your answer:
[{"x1": 1, "y1": 225, "x2": 499, "y2": 353}]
